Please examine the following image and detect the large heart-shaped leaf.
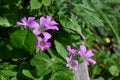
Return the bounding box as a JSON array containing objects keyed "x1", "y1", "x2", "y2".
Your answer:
[{"x1": 10, "y1": 29, "x2": 36, "y2": 53}]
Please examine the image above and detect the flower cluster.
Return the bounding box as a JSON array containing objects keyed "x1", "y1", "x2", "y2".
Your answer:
[
  {"x1": 17, "y1": 16, "x2": 59, "y2": 51},
  {"x1": 66, "y1": 45, "x2": 96, "y2": 71}
]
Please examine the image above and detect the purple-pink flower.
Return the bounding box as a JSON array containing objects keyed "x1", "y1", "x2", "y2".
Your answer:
[
  {"x1": 66, "y1": 45, "x2": 78, "y2": 71},
  {"x1": 40, "y1": 16, "x2": 59, "y2": 30},
  {"x1": 17, "y1": 16, "x2": 59, "y2": 52},
  {"x1": 67, "y1": 45, "x2": 77, "y2": 55},
  {"x1": 78, "y1": 45, "x2": 96, "y2": 65},
  {"x1": 66, "y1": 56, "x2": 78, "y2": 71},
  {"x1": 17, "y1": 17, "x2": 37, "y2": 28},
  {"x1": 33, "y1": 18, "x2": 51, "y2": 39},
  {"x1": 35, "y1": 37, "x2": 51, "y2": 51}
]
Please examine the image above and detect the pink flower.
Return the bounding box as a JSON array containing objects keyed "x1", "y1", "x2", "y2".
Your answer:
[
  {"x1": 66, "y1": 45, "x2": 78, "y2": 71},
  {"x1": 78, "y1": 45, "x2": 96, "y2": 65},
  {"x1": 66, "y1": 56, "x2": 78, "y2": 71},
  {"x1": 17, "y1": 17, "x2": 37, "y2": 28},
  {"x1": 67, "y1": 45, "x2": 77, "y2": 55},
  {"x1": 40, "y1": 16, "x2": 59, "y2": 30},
  {"x1": 35, "y1": 37, "x2": 51, "y2": 51},
  {"x1": 33, "y1": 17, "x2": 51, "y2": 39}
]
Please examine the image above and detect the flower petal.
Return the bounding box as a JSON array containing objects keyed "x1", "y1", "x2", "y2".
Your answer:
[
  {"x1": 46, "y1": 16, "x2": 52, "y2": 22},
  {"x1": 42, "y1": 32, "x2": 51, "y2": 39},
  {"x1": 50, "y1": 20, "x2": 58, "y2": 25},
  {"x1": 28, "y1": 17, "x2": 35, "y2": 22},
  {"x1": 66, "y1": 63, "x2": 72, "y2": 69},
  {"x1": 40, "y1": 17, "x2": 46, "y2": 26},
  {"x1": 21, "y1": 17, "x2": 27, "y2": 25},
  {"x1": 17, "y1": 22, "x2": 24, "y2": 26},
  {"x1": 85, "y1": 50, "x2": 94, "y2": 57},
  {"x1": 51, "y1": 26, "x2": 59, "y2": 30},
  {"x1": 78, "y1": 50, "x2": 84, "y2": 56},
  {"x1": 66, "y1": 57, "x2": 71, "y2": 63},
  {"x1": 67, "y1": 45, "x2": 77, "y2": 55},
  {"x1": 87, "y1": 58, "x2": 96, "y2": 65},
  {"x1": 70, "y1": 55, "x2": 75, "y2": 60},
  {"x1": 40, "y1": 46, "x2": 46, "y2": 51},
  {"x1": 67, "y1": 45, "x2": 71, "y2": 51},
  {"x1": 73, "y1": 60, "x2": 78, "y2": 71},
  {"x1": 80, "y1": 45, "x2": 86, "y2": 53},
  {"x1": 71, "y1": 49, "x2": 77, "y2": 54},
  {"x1": 46, "y1": 42, "x2": 51, "y2": 48},
  {"x1": 35, "y1": 37, "x2": 42, "y2": 47},
  {"x1": 45, "y1": 25, "x2": 59, "y2": 30},
  {"x1": 29, "y1": 21, "x2": 39, "y2": 28},
  {"x1": 37, "y1": 36, "x2": 42, "y2": 42},
  {"x1": 33, "y1": 28, "x2": 40, "y2": 35},
  {"x1": 85, "y1": 60, "x2": 89, "y2": 65}
]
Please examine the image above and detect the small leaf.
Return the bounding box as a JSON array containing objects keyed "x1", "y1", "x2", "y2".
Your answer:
[
  {"x1": 54, "y1": 40, "x2": 68, "y2": 59},
  {"x1": 0, "y1": 17, "x2": 11, "y2": 27},
  {"x1": 22, "y1": 69, "x2": 36, "y2": 80},
  {"x1": 30, "y1": 0, "x2": 42, "y2": 10},
  {"x1": 42, "y1": 0, "x2": 51, "y2": 6},
  {"x1": 109, "y1": 65, "x2": 119, "y2": 76}
]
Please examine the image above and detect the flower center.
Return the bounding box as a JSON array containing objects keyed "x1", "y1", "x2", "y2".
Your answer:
[
  {"x1": 40, "y1": 42, "x2": 44, "y2": 46},
  {"x1": 39, "y1": 26, "x2": 45, "y2": 32},
  {"x1": 70, "y1": 61, "x2": 74, "y2": 66}
]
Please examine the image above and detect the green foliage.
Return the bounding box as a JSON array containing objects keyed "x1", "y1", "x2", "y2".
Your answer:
[
  {"x1": 30, "y1": 52, "x2": 52, "y2": 76},
  {"x1": 42, "y1": 0, "x2": 51, "y2": 6},
  {"x1": 54, "y1": 40, "x2": 68, "y2": 59},
  {"x1": 10, "y1": 29, "x2": 36, "y2": 53},
  {"x1": 0, "y1": 0, "x2": 120, "y2": 80},
  {"x1": 30, "y1": 0, "x2": 42, "y2": 10},
  {"x1": 0, "y1": 17, "x2": 11, "y2": 27},
  {"x1": 22, "y1": 69, "x2": 37, "y2": 80},
  {"x1": 109, "y1": 65, "x2": 119, "y2": 76}
]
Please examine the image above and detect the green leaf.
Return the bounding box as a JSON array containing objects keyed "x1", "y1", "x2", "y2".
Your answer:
[
  {"x1": 10, "y1": 30, "x2": 36, "y2": 53},
  {"x1": 30, "y1": 52, "x2": 52, "y2": 76},
  {"x1": 22, "y1": 69, "x2": 36, "y2": 80},
  {"x1": 83, "y1": 10, "x2": 104, "y2": 27},
  {"x1": 94, "y1": 77, "x2": 105, "y2": 80},
  {"x1": 1, "y1": 70, "x2": 17, "y2": 77},
  {"x1": 47, "y1": 48, "x2": 64, "y2": 63},
  {"x1": 42, "y1": 0, "x2": 51, "y2": 6},
  {"x1": 105, "y1": 0, "x2": 120, "y2": 4},
  {"x1": 10, "y1": 76, "x2": 17, "y2": 80},
  {"x1": 10, "y1": 30, "x2": 27, "y2": 48},
  {"x1": 30, "y1": 0, "x2": 42, "y2": 10},
  {"x1": 54, "y1": 40, "x2": 68, "y2": 59},
  {"x1": 0, "y1": 17, "x2": 11, "y2": 27},
  {"x1": 0, "y1": 71, "x2": 9, "y2": 80},
  {"x1": 109, "y1": 65, "x2": 119, "y2": 76},
  {"x1": 59, "y1": 16, "x2": 77, "y2": 33},
  {"x1": 0, "y1": 62, "x2": 17, "y2": 70},
  {"x1": 50, "y1": 69, "x2": 74, "y2": 80},
  {"x1": 24, "y1": 30, "x2": 37, "y2": 52}
]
